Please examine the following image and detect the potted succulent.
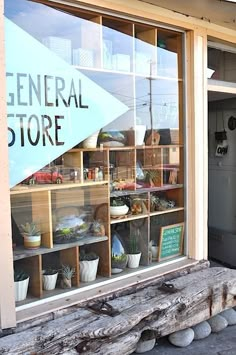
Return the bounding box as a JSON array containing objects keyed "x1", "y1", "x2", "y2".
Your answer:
[
  {"x1": 150, "y1": 195, "x2": 160, "y2": 212},
  {"x1": 14, "y1": 270, "x2": 30, "y2": 302},
  {"x1": 127, "y1": 232, "x2": 142, "y2": 268},
  {"x1": 150, "y1": 194, "x2": 176, "y2": 212},
  {"x1": 110, "y1": 197, "x2": 129, "y2": 217},
  {"x1": 60, "y1": 264, "x2": 75, "y2": 289},
  {"x1": 20, "y1": 221, "x2": 41, "y2": 249},
  {"x1": 111, "y1": 253, "x2": 128, "y2": 274},
  {"x1": 79, "y1": 250, "x2": 99, "y2": 282},
  {"x1": 42, "y1": 268, "x2": 58, "y2": 291},
  {"x1": 91, "y1": 220, "x2": 106, "y2": 236},
  {"x1": 150, "y1": 240, "x2": 159, "y2": 262},
  {"x1": 131, "y1": 197, "x2": 144, "y2": 215}
]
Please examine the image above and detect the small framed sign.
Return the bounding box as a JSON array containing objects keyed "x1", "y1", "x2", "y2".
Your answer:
[{"x1": 158, "y1": 223, "x2": 184, "y2": 261}]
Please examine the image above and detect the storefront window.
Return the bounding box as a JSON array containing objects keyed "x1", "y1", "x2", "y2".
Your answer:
[{"x1": 5, "y1": 0, "x2": 185, "y2": 306}]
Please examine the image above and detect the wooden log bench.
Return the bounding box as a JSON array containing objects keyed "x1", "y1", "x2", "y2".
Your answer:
[{"x1": 1, "y1": 266, "x2": 236, "y2": 354}]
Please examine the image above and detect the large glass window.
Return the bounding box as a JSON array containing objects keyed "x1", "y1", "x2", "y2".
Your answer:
[{"x1": 5, "y1": 0, "x2": 185, "y2": 306}]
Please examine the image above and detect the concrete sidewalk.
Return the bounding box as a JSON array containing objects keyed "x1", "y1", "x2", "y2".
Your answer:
[{"x1": 146, "y1": 322, "x2": 236, "y2": 354}]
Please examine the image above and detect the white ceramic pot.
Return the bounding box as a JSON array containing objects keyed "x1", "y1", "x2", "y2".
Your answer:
[
  {"x1": 111, "y1": 267, "x2": 124, "y2": 274},
  {"x1": 110, "y1": 204, "x2": 129, "y2": 217},
  {"x1": 82, "y1": 131, "x2": 99, "y2": 148},
  {"x1": 151, "y1": 246, "x2": 159, "y2": 261},
  {"x1": 23, "y1": 235, "x2": 41, "y2": 249},
  {"x1": 127, "y1": 252, "x2": 141, "y2": 268},
  {"x1": 80, "y1": 258, "x2": 99, "y2": 282},
  {"x1": 42, "y1": 272, "x2": 58, "y2": 291},
  {"x1": 15, "y1": 277, "x2": 29, "y2": 302},
  {"x1": 135, "y1": 125, "x2": 146, "y2": 145}
]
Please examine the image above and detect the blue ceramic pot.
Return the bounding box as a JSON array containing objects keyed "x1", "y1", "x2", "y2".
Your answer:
[{"x1": 111, "y1": 231, "x2": 128, "y2": 274}]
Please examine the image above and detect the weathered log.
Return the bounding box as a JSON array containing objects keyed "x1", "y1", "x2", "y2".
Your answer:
[
  {"x1": 1, "y1": 260, "x2": 208, "y2": 339},
  {"x1": 1, "y1": 267, "x2": 236, "y2": 355}
]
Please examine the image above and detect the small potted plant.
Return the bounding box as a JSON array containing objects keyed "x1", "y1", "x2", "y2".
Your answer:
[
  {"x1": 111, "y1": 253, "x2": 128, "y2": 274},
  {"x1": 131, "y1": 197, "x2": 143, "y2": 215},
  {"x1": 20, "y1": 221, "x2": 41, "y2": 249},
  {"x1": 144, "y1": 170, "x2": 161, "y2": 188},
  {"x1": 150, "y1": 195, "x2": 160, "y2": 212},
  {"x1": 91, "y1": 220, "x2": 106, "y2": 236},
  {"x1": 150, "y1": 240, "x2": 159, "y2": 262},
  {"x1": 79, "y1": 250, "x2": 99, "y2": 282},
  {"x1": 14, "y1": 270, "x2": 30, "y2": 302},
  {"x1": 42, "y1": 267, "x2": 58, "y2": 291},
  {"x1": 110, "y1": 197, "x2": 129, "y2": 217},
  {"x1": 60, "y1": 264, "x2": 75, "y2": 289},
  {"x1": 127, "y1": 232, "x2": 142, "y2": 268}
]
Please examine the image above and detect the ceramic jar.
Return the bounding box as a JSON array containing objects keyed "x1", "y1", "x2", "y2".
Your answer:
[{"x1": 111, "y1": 231, "x2": 128, "y2": 274}]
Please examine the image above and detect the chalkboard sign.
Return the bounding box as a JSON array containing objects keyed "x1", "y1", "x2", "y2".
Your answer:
[{"x1": 158, "y1": 223, "x2": 184, "y2": 261}]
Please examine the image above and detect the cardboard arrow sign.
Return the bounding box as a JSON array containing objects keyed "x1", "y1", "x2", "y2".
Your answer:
[{"x1": 5, "y1": 18, "x2": 128, "y2": 188}]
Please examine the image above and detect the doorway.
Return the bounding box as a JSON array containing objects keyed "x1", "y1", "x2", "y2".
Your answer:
[{"x1": 208, "y1": 91, "x2": 236, "y2": 267}]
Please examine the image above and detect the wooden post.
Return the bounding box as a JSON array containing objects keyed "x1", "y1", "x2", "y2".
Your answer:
[
  {"x1": 185, "y1": 29, "x2": 208, "y2": 261},
  {"x1": 192, "y1": 30, "x2": 208, "y2": 260}
]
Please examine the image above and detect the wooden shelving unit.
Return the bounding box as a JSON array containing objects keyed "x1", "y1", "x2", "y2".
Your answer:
[
  {"x1": 110, "y1": 213, "x2": 149, "y2": 225},
  {"x1": 10, "y1": 7, "x2": 184, "y2": 305},
  {"x1": 13, "y1": 236, "x2": 109, "y2": 261}
]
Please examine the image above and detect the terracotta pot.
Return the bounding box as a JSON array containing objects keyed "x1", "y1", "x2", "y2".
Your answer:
[{"x1": 60, "y1": 277, "x2": 72, "y2": 289}]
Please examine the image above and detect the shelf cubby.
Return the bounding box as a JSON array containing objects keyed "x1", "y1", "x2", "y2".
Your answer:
[
  {"x1": 14, "y1": 254, "x2": 42, "y2": 298},
  {"x1": 102, "y1": 17, "x2": 134, "y2": 72},
  {"x1": 157, "y1": 28, "x2": 183, "y2": 80},
  {"x1": 135, "y1": 24, "x2": 157, "y2": 76},
  {"x1": 13, "y1": 236, "x2": 109, "y2": 261},
  {"x1": 12, "y1": 145, "x2": 184, "y2": 303}
]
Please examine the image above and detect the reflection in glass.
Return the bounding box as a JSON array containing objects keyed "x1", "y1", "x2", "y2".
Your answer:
[
  {"x1": 208, "y1": 45, "x2": 236, "y2": 83},
  {"x1": 5, "y1": 0, "x2": 102, "y2": 68},
  {"x1": 135, "y1": 77, "x2": 179, "y2": 130},
  {"x1": 6, "y1": 0, "x2": 185, "y2": 307},
  {"x1": 102, "y1": 20, "x2": 133, "y2": 72},
  {"x1": 157, "y1": 30, "x2": 182, "y2": 79}
]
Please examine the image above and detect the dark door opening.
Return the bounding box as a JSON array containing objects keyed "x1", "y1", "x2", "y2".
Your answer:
[{"x1": 208, "y1": 91, "x2": 236, "y2": 268}]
